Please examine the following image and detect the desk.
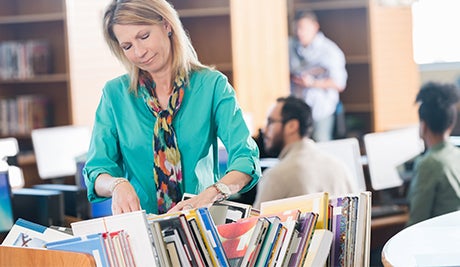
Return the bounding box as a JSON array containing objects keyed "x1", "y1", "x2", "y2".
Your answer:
[{"x1": 382, "y1": 210, "x2": 460, "y2": 267}]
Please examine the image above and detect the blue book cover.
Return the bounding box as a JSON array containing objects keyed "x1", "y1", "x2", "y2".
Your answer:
[
  {"x1": 46, "y1": 233, "x2": 110, "y2": 267},
  {"x1": 197, "y1": 207, "x2": 230, "y2": 267}
]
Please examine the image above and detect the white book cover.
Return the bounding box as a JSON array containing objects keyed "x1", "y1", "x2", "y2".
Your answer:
[
  {"x1": 182, "y1": 192, "x2": 252, "y2": 224},
  {"x1": 163, "y1": 228, "x2": 192, "y2": 267},
  {"x1": 71, "y1": 210, "x2": 157, "y2": 267},
  {"x1": 302, "y1": 229, "x2": 333, "y2": 267},
  {"x1": 1, "y1": 218, "x2": 72, "y2": 248}
]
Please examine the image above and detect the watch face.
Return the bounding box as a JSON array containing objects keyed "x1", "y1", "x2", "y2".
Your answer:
[{"x1": 216, "y1": 182, "x2": 231, "y2": 196}]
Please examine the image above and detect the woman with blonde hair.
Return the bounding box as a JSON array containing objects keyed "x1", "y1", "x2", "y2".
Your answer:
[{"x1": 84, "y1": 0, "x2": 261, "y2": 215}]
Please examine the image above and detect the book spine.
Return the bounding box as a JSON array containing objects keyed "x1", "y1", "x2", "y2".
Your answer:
[{"x1": 197, "y1": 207, "x2": 230, "y2": 267}]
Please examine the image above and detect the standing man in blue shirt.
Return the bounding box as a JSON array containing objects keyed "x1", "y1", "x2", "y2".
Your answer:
[{"x1": 289, "y1": 10, "x2": 347, "y2": 141}]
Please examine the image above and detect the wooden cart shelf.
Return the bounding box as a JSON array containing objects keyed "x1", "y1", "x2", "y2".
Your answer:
[{"x1": 0, "y1": 246, "x2": 96, "y2": 267}]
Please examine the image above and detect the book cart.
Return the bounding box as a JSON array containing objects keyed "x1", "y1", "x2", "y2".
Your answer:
[{"x1": 0, "y1": 246, "x2": 96, "y2": 267}]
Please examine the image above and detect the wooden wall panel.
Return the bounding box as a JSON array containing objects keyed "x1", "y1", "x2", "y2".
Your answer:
[
  {"x1": 230, "y1": 0, "x2": 290, "y2": 133},
  {"x1": 66, "y1": 0, "x2": 125, "y2": 128},
  {"x1": 369, "y1": 2, "x2": 420, "y2": 131}
]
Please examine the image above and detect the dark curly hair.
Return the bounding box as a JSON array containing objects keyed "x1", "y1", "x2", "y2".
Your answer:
[{"x1": 416, "y1": 81, "x2": 460, "y2": 134}]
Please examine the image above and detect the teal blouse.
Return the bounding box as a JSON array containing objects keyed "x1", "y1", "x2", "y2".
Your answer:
[
  {"x1": 83, "y1": 68, "x2": 261, "y2": 214},
  {"x1": 407, "y1": 141, "x2": 460, "y2": 226}
]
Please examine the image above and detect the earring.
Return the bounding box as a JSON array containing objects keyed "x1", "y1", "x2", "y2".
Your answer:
[{"x1": 168, "y1": 31, "x2": 172, "y2": 37}]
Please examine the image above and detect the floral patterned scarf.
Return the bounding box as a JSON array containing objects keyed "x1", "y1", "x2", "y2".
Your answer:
[{"x1": 140, "y1": 73, "x2": 185, "y2": 214}]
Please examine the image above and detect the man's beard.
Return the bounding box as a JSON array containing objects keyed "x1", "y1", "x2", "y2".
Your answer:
[{"x1": 266, "y1": 134, "x2": 284, "y2": 158}]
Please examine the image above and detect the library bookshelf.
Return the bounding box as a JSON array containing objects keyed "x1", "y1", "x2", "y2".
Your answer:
[
  {"x1": 0, "y1": 0, "x2": 72, "y2": 187},
  {"x1": 0, "y1": 0, "x2": 72, "y2": 145},
  {"x1": 169, "y1": 0, "x2": 290, "y2": 134}
]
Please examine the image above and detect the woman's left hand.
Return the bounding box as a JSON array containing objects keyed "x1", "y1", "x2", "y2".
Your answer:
[
  {"x1": 168, "y1": 171, "x2": 251, "y2": 213},
  {"x1": 168, "y1": 186, "x2": 216, "y2": 213}
]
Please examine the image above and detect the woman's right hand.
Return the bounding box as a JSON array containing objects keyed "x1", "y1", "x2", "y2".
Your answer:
[
  {"x1": 94, "y1": 174, "x2": 141, "y2": 215},
  {"x1": 110, "y1": 180, "x2": 141, "y2": 215}
]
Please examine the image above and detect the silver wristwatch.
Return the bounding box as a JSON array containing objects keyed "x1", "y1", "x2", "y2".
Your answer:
[{"x1": 210, "y1": 182, "x2": 231, "y2": 202}]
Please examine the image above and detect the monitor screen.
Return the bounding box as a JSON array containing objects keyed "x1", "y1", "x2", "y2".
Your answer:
[
  {"x1": 364, "y1": 125, "x2": 425, "y2": 191},
  {"x1": 450, "y1": 136, "x2": 460, "y2": 147},
  {"x1": 0, "y1": 170, "x2": 14, "y2": 232},
  {"x1": 31, "y1": 126, "x2": 91, "y2": 180}
]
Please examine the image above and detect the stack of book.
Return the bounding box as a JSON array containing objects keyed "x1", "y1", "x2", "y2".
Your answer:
[
  {"x1": 0, "y1": 94, "x2": 52, "y2": 136},
  {"x1": 0, "y1": 40, "x2": 51, "y2": 80},
  {"x1": 0, "y1": 191, "x2": 371, "y2": 267}
]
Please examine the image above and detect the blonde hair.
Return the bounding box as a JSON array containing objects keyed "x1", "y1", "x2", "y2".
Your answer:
[{"x1": 103, "y1": 0, "x2": 206, "y2": 92}]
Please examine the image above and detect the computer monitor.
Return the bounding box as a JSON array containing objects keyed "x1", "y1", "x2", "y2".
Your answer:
[
  {"x1": 450, "y1": 136, "x2": 460, "y2": 147},
  {"x1": 31, "y1": 125, "x2": 91, "y2": 180},
  {"x1": 0, "y1": 168, "x2": 14, "y2": 233},
  {"x1": 32, "y1": 126, "x2": 112, "y2": 218},
  {"x1": 364, "y1": 125, "x2": 425, "y2": 191},
  {"x1": 0, "y1": 138, "x2": 19, "y2": 232},
  {"x1": 316, "y1": 137, "x2": 367, "y2": 192}
]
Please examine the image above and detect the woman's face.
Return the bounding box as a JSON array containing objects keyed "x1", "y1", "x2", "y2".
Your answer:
[{"x1": 113, "y1": 23, "x2": 172, "y2": 76}]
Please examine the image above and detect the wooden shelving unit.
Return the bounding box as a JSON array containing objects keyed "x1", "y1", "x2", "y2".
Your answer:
[
  {"x1": 169, "y1": 0, "x2": 290, "y2": 133},
  {"x1": 0, "y1": 0, "x2": 125, "y2": 186},
  {"x1": 169, "y1": 0, "x2": 233, "y2": 82},
  {"x1": 0, "y1": 0, "x2": 72, "y2": 148},
  {"x1": 0, "y1": 0, "x2": 77, "y2": 188},
  {"x1": 289, "y1": 0, "x2": 420, "y2": 136}
]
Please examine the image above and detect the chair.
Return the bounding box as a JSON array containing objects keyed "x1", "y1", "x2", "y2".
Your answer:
[
  {"x1": 0, "y1": 137, "x2": 24, "y2": 189},
  {"x1": 316, "y1": 137, "x2": 367, "y2": 192}
]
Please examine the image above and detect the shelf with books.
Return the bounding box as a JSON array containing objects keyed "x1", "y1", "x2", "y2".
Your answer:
[
  {"x1": 0, "y1": 13, "x2": 65, "y2": 24},
  {"x1": 0, "y1": 0, "x2": 71, "y2": 145},
  {"x1": 168, "y1": 0, "x2": 289, "y2": 133},
  {"x1": 0, "y1": 73, "x2": 68, "y2": 84},
  {"x1": 176, "y1": 7, "x2": 230, "y2": 18},
  {"x1": 0, "y1": 25, "x2": 67, "y2": 80},
  {"x1": 170, "y1": 0, "x2": 232, "y2": 78},
  {"x1": 0, "y1": 0, "x2": 72, "y2": 189},
  {"x1": 293, "y1": 0, "x2": 368, "y2": 11},
  {"x1": 0, "y1": 0, "x2": 65, "y2": 16}
]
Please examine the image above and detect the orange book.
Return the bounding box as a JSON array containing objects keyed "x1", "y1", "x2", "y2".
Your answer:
[{"x1": 217, "y1": 216, "x2": 260, "y2": 267}]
